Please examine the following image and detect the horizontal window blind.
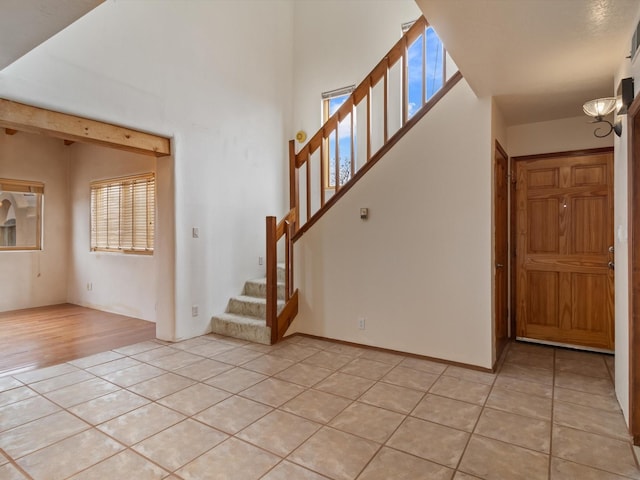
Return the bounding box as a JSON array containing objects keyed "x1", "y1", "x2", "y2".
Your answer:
[{"x1": 90, "y1": 173, "x2": 155, "y2": 253}]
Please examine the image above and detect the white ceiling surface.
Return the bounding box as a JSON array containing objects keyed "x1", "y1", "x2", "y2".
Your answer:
[
  {"x1": 0, "y1": 0, "x2": 103, "y2": 71},
  {"x1": 417, "y1": 0, "x2": 640, "y2": 125}
]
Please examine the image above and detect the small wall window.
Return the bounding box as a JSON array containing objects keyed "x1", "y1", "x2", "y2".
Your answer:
[
  {"x1": 404, "y1": 19, "x2": 445, "y2": 118},
  {"x1": 0, "y1": 179, "x2": 44, "y2": 251},
  {"x1": 322, "y1": 85, "x2": 355, "y2": 189},
  {"x1": 90, "y1": 173, "x2": 155, "y2": 254}
]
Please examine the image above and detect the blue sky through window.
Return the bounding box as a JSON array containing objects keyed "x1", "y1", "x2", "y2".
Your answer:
[
  {"x1": 327, "y1": 94, "x2": 354, "y2": 188},
  {"x1": 324, "y1": 25, "x2": 444, "y2": 187},
  {"x1": 408, "y1": 26, "x2": 443, "y2": 118}
]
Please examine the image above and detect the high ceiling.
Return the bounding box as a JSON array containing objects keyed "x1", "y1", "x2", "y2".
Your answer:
[
  {"x1": 0, "y1": 0, "x2": 103, "y2": 71},
  {"x1": 417, "y1": 0, "x2": 639, "y2": 125},
  {"x1": 2, "y1": 0, "x2": 638, "y2": 127}
]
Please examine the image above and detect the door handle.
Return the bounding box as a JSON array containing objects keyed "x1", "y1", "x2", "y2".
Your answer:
[
  {"x1": 608, "y1": 261, "x2": 615, "y2": 270},
  {"x1": 496, "y1": 263, "x2": 504, "y2": 268}
]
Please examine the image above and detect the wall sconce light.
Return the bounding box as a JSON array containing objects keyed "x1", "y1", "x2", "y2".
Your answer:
[{"x1": 582, "y1": 97, "x2": 622, "y2": 138}]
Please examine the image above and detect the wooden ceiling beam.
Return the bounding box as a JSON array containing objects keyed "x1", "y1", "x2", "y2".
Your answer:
[{"x1": 0, "y1": 98, "x2": 170, "y2": 157}]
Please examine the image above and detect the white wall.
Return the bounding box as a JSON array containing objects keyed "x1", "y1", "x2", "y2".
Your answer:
[
  {"x1": 0, "y1": 132, "x2": 69, "y2": 311},
  {"x1": 67, "y1": 142, "x2": 157, "y2": 321},
  {"x1": 612, "y1": 2, "x2": 640, "y2": 423},
  {"x1": 0, "y1": 0, "x2": 294, "y2": 340},
  {"x1": 292, "y1": 79, "x2": 494, "y2": 369},
  {"x1": 507, "y1": 116, "x2": 613, "y2": 157},
  {"x1": 613, "y1": 111, "x2": 630, "y2": 422}
]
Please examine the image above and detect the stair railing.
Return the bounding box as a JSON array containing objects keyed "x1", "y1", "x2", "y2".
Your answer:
[
  {"x1": 265, "y1": 15, "x2": 462, "y2": 343},
  {"x1": 265, "y1": 207, "x2": 298, "y2": 344},
  {"x1": 291, "y1": 15, "x2": 461, "y2": 236}
]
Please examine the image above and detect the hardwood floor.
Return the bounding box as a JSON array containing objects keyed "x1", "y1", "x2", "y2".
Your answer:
[{"x1": 0, "y1": 303, "x2": 156, "y2": 377}]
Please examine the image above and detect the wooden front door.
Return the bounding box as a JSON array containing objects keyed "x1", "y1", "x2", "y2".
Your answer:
[
  {"x1": 494, "y1": 142, "x2": 509, "y2": 360},
  {"x1": 515, "y1": 150, "x2": 614, "y2": 351}
]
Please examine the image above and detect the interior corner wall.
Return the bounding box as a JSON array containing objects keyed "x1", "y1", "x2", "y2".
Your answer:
[
  {"x1": 506, "y1": 116, "x2": 613, "y2": 158},
  {"x1": 613, "y1": 1, "x2": 640, "y2": 422},
  {"x1": 490, "y1": 99, "x2": 508, "y2": 363},
  {"x1": 67, "y1": 142, "x2": 157, "y2": 322},
  {"x1": 292, "y1": 79, "x2": 494, "y2": 369},
  {"x1": 0, "y1": 132, "x2": 69, "y2": 311},
  {"x1": 613, "y1": 112, "x2": 630, "y2": 423},
  {"x1": 0, "y1": 0, "x2": 294, "y2": 341},
  {"x1": 491, "y1": 100, "x2": 508, "y2": 151}
]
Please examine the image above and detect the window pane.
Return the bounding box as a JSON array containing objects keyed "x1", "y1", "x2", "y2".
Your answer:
[
  {"x1": 328, "y1": 94, "x2": 349, "y2": 118},
  {"x1": 426, "y1": 26, "x2": 444, "y2": 100},
  {"x1": 323, "y1": 92, "x2": 355, "y2": 188},
  {"x1": 0, "y1": 191, "x2": 41, "y2": 249},
  {"x1": 90, "y1": 174, "x2": 154, "y2": 253},
  {"x1": 407, "y1": 34, "x2": 424, "y2": 119}
]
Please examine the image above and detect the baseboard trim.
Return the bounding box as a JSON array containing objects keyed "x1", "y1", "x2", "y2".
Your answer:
[{"x1": 285, "y1": 332, "x2": 494, "y2": 373}]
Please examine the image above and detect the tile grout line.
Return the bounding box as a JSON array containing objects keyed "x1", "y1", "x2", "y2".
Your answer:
[
  {"x1": 1, "y1": 447, "x2": 34, "y2": 480},
  {"x1": 449, "y1": 342, "x2": 505, "y2": 478},
  {"x1": 3, "y1": 337, "x2": 638, "y2": 480},
  {"x1": 547, "y1": 346, "x2": 556, "y2": 479}
]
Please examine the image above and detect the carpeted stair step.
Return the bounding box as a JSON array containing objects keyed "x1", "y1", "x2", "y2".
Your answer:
[
  {"x1": 211, "y1": 267, "x2": 288, "y2": 345},
  {"x1": 243, "y1": 278, "x2": 285, "y2": 300},
  {"x1": 210, "y1": 313, "x2": 271, "y2": 345},
  {"x1": 226, "y1": 295, "x2": 284, "y2": 320}
]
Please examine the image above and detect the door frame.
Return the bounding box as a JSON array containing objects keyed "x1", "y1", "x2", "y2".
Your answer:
[
  {"x1": 628, "y1": 93, "x2": 640, "y2": 444},
  {"x1": 510, "y1": 147, "x2": 615, "y2": 349},
  {"x1": 494, "y1": 140, "x2": 510, "y2": 363}
]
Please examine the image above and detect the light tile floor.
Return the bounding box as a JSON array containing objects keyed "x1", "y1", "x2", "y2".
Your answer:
[{"x1": 0, "y1": 335, "x2": 638, "y2": 479}]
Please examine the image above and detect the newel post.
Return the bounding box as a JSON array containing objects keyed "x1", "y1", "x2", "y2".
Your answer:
[{"x1": 266, "y1": 216, "x2": 277, "y2": 345}]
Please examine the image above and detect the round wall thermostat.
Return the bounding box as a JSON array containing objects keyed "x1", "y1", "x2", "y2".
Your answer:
[{"x1": 295, "y1": 130, "x2": 307, "y2": 143}]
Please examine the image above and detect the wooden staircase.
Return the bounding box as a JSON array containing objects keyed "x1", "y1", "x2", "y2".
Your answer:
[{"x1": 211, "y1": 15, "x2": 460, "y2": 345}]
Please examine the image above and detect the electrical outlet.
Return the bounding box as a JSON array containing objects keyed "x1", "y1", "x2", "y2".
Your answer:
[
  {"x1": 192, "y1": 305, "x2": 199, "y2": 317},
  {"x1": 259, "y1": 256, "x2": 263, "y2": 265},
  {"x1": 358, "y1": 317, "x2": 366, "y2": 330},
  {"x1": 86, "y1": 282, "x2": 92, "y2": 291}
]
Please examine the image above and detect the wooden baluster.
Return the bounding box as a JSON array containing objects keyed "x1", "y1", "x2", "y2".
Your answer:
[
  {"x1": 384, "y1": 63, "x2": 389, "y2": 144},
  {"x1": 402, "y1": 36, "x2": 408, "y2": 126},
  {"x1": 288, "y1": 220, "x2": 294, "y2": 298},
  {"x1": 284, "y1": 221, "x2": 290, "y2": 302},
  {"x1": 306, "y1": 156, "x2": 311, "y2": 223},
  {"x1": 289, "y1": 140, "x2": 298, "y2": 232},
  {"x1": 366, "y1": 81, "x2": 372, "y2": 161},
  {"x1": 350, "y1": 108, "x2": 355, "y2": 179},
  {"x1": 320, "y1": 138, "x2": 326, "y2": 206},
  {"x1": 334, "y1": 127, "x2": 340, "y2": 192},
  {"x1": 287, "y1": 221, "x2": 294, "y2": 298},
  {"x1": 266, "y1": 216, "x2": 277, "y2": 344},
  {"x1": 422, "y1": 30, "x2": 426, "y2": 107}
]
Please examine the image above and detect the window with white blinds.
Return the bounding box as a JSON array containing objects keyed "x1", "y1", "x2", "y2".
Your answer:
[{"x1": 90, "y1": 173, "x2": 155, "y2": 254}]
